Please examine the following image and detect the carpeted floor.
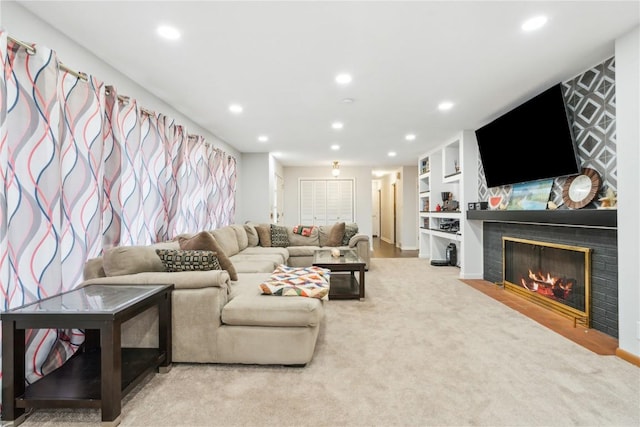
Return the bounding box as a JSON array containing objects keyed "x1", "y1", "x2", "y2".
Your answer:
[{"x1": 18, "y1": 258, "x2": 640, "y2": 426}]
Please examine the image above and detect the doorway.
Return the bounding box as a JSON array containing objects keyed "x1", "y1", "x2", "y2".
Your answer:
[{"x1": 371, "y1": 180, "x2": 381, "y2": 237}]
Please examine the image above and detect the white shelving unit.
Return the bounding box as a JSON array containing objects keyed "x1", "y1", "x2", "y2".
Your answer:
[
  {"x1": 417, "y1": 131, "x2": 483, "y2": 279},
  {"x1": 418, "y1": 156, "x2": 431, "y2": 258}
]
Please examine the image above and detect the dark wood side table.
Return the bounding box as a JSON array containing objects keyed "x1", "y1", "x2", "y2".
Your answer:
[
  {"x1": 313, "y1": 249, "x2": 366, "y2": 300},
  {"x1": 1, "y1": 283, "x2": 173, "y2": 427}
]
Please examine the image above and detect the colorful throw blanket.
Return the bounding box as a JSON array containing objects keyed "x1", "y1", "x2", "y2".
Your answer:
[
  {"x1": 292, "y1": 225, "x2": 315, "y2": 237},
  {"x1": 259, "y1": 265, "x2": 330, "y2": 300}
]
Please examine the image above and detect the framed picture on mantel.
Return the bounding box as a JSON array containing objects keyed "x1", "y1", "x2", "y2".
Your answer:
[{"x1": 506, "y1": 179, "x2": 554, "y2": 210}]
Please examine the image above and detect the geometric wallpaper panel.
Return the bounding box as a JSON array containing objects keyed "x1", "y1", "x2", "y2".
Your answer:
[{"x1": 478, "y1": 57, "x2": 617, "y2": 209}]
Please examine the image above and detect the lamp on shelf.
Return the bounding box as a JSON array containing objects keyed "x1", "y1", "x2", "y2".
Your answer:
[{"x1": 332, "y1": 161, "x2": 340, "y2": 177}]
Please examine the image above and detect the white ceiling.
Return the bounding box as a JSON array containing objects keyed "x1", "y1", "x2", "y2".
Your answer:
[{"x1": 12, "y1": 1, "x2": 640, "y2": 170}]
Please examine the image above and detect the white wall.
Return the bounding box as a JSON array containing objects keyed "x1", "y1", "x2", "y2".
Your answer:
[
  {"x1": 283, "y1": 165, "x2": 373, "y2": 241},
  {"x1": 237, "y1": 153, "x2": 272, "y2": 224},
  {"x1": 400, "y1": 165, "x2": 418, "y2": 250},
  {"x1": 615, "y1": 25, "x2": 640, "y2": 359},
  {"x1": 1, "y1": 2, "x2": 246, "y2": 218}
]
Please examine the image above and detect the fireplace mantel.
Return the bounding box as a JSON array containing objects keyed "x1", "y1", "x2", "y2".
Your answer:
[{"x1": 466, "y1": 209, "x2": 617, "y2": 229}]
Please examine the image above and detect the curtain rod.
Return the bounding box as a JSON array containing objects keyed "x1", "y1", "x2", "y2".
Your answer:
[
  {"x1": 8, "y1": 35, "x2": 88, "y2": 81},
  {"x1": 7, "y1": 35, "x2": 216, "y2": 152}
]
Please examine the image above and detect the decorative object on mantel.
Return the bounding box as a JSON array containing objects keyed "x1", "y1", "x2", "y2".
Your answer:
[
  {"x1": 488, "y1": 195, "x2": 503, "y2": 210},
  {"x1": 506, "y1": 179, "x2": 554, "y2": 210},
  {"x1": 562, "y1": 167, "x2": 601, "y2": 209},
  {"x1": 598, "y1": 187, "x2": 617, "y2": 209}
]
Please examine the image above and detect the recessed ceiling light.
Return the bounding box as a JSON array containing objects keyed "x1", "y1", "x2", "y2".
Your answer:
[
  {"x1": 331, "y1": 144, "x2": 340, "y2": 151},
  {"x1": 157, "y1": 25, "x2": 181, "y2": 40},
  {"x1": 258, "y1": 135, "x2": 269, "y2": 142},
  {"x1": 335, "y1": 73, "x2": 352, "y2": 85},
  {"x1": 341, "y1": 98, "x2": 355, "y2": 104},
  {"x1": 331, "y1": 121, "x2": 344, "y2": 130},
  {"x1": 438, "y1": 101, "x2": 454, "y2": 111},
  {"x1": 229, "y1": 104, "x2": 243, "y2": 114},
  {"x1": 405, "y1": 133, "x2": 416, "y2": 141},
  {"x1": 522, "y1": 15, "x2": 548, "y2": 32},
  {"x1": 388, "y1": 151, "x2": 397, "y2": 157}
]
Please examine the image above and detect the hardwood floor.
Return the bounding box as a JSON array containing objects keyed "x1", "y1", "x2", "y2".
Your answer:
[
  {"x1": 371, "y1": 237, "x2": 419, "y2": 258},
  {"x1": 461, "y1": 279, "x2": 619, "y2": 356}
]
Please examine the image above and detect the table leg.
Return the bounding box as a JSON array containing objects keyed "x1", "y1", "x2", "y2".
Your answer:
[
  {"x1": 100, "y1": 321, "x2": 122, "y2": 426},
  {"x1": 1, "y1": 321, "x2": 26, "y2": 426},
  {"x1": 157, "y1": 290, "x2": 172, "y2": 373},
  {"x1": 359, "y1": 266, "x2": 366, "y2": 300}
]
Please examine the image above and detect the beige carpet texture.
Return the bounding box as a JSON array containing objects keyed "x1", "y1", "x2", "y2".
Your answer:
[{"x1": 16, "y1": 258, "x2": 640, "y2": 426}]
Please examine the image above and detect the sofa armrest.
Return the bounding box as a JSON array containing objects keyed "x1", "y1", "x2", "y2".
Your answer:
[
  {"x1": 348, "y1": 234, "x2": 369, "y2": 248},
  {"x1": 84, "y1": 257, "x2": 106, "y2": 280},
  {"x1": 349, "y1": 234, "x2": 371, "y2": 270},
  {"x1": 78, "y1": 270, "x2": 231, "y2": 292}
]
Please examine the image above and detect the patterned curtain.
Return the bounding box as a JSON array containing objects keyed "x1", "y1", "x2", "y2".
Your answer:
[
  {"x1": 0, "y1": 31, "x2": 237, "y2": 402},
  {"x1": 0, "y1": 37, "x2": 94, "y2": 386}
]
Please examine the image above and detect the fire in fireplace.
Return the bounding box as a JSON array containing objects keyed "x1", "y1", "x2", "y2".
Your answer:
[{"x1": 502, "y1": 237, "x2": 592, "y2": 326}]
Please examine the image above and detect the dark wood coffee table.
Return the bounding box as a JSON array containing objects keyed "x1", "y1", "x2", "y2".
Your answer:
[
  {"x1": 1, "y1": 283, "x2": 173, "y2": 427},
  {"x1": 313, "y1": 249, "x2": 366, "y2": 300}
]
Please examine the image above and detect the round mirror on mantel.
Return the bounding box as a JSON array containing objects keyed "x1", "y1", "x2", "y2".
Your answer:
[{"x1": 562, "y1": 167, "x2": 601, "y2": 209}]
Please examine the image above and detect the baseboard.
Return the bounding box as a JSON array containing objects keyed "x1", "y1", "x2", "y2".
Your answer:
[{"x1": 615, "y1": 347, "x2": 640, "y2": 367}]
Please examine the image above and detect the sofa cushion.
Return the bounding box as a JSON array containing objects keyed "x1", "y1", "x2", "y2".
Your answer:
[
  {"x1": 270, "y1": 224, "x2": 290, "y2": 247},
  {"x1": 210, "y1": 226, "x2": 241, "y2": 256},
  {"x1": 222, "y1": 279, "x2": 324, "y2": 327},
  {"x1": 342, "y1": 223, "x2": 359, "y2": 246},
  {"x1": 286, "y1": 246, "x2": 320, "y2": 257},
  {"x1": 155, "y1": 249, "x2": 221, "y2": 272},
  {"x1": 231, "y1": 224, "x2": 249, "y2": 251},
  {"x1": 244, "y1": 223, "x2": 259, "y2": 247},
  {"x1": 179, "y1": 231, "x2": 238, "y2": 281},
  {"x1": 230, "y1": 259, "x2": 279, "y2": 274},
  {"x1": 254, "y1": 224, "x2": 271, "y2": 247},
  {"x1": 287, "y1": 227, "x2": 320, "y2": 246},
  {"x1": 320, "y1": 222, "x2": 345, "y2": 247},
  {"x1": 102, "y1": 241, "x2": 179, "y2": 277},
  {"x1": 234, "y1": 246, "x2": 290, "y2": 264}
]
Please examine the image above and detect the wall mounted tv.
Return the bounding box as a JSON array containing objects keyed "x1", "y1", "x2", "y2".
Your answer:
[{"x1": 475, "y1": 83, "x2": 580, "y2": 188}]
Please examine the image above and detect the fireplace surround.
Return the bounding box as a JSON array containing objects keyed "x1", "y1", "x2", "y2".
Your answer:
[{"x1": 476, "y1": 218, "x2": 617, "y2": 338}]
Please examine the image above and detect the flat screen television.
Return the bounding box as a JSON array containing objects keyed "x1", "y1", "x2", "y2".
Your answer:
[{"x1": 475, "y1": 83, "x2": 580, "y2": 188}]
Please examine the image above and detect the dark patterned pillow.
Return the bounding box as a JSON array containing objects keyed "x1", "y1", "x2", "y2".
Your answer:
[
  {"x1": 270, "y1": 224, "x2": 290, "y2": 247},
  {"x1": 155, "y1": 249, "x2": 221, "y2": 272},
  {"x1": 342, "y1": 223, "x2": 359, "y2": 246}
]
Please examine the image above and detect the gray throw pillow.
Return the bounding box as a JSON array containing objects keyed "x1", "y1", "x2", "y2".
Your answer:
[
  {"x1": 270, "y1": 224, "x2": 290, "y2": 247},
  {"x1": 342, "y1": 223, "x2": 359, "y2": 246}
]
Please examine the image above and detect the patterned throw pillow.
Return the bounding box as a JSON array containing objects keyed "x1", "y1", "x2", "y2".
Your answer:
[
  {"x1": 293, "y1": 225, "x2": 315, "y2": 237},
  {"x1": 270, "y1": 224, "x2": 290, "y2": 247},
  {"x1": 342, "y1": 223, "x2": 359, "y2": 246},
  {"x1": 155, "y1": 249, "x2": 221, "y2": 272}
]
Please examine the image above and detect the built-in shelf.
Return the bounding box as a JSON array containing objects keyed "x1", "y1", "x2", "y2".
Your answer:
[{"x1": 466, "y1": 209, "x2": 617, "y2": 228}]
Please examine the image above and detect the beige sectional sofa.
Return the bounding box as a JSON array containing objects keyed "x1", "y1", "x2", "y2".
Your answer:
[{"x1": 80, "y1": 222, "x2": 369, "y2": 366}]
